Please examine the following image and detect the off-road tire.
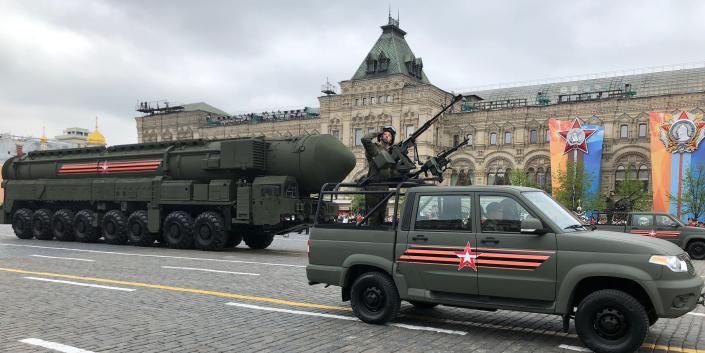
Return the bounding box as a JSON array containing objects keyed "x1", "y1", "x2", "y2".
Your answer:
[
  {"x1": 244, "y1": 231, "x2": 274, "y2": 250},
  {"x1": 102, "y1": 210, "x2": 128, "y2": 245},
  {"x1": 226, "y1": 231, "x2": 243, "y2": 247},
  {"x1": 350, "y1": 272, "x2": 401, "y2": 324},
  {"x1": 686, "y1": 240, "x2": 705, "y2": 260},
  {"x1": 52, "y1": 209, "x2": 75, "y2": 241},
  {"x1": 409, "y1": 301, "x2": 438, "y2": 309},
  {"x1": 74, "y1": 210, "x2": 100, "y2": 243},
  {"x1": 163, "y1": 211, "x2": 194, "y2": 249},
  {"x1": 127, "y1": 211, "x2": 155, "y2": 246},
  {"x1": 31, "y1": 209, "x2": 54, "y2": 240},
  {"x1": 12, "y1": 208, "x2": 34, "y2": 239},
  {"x1": 575, "y1": 289, "x2": 649, "y2": 353},
  {"x1": 193, "y1": 211, "x2": 227, "y2": 251}
]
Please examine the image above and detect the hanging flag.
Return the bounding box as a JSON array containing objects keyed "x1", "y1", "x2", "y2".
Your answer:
[{"x1": 548, "y1": 118, "x2": 604, "y2": 199}]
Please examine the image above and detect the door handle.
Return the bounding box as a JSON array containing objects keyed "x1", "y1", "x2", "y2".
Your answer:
[
  {"x1": 481, "y1": 237, "x2": 499, "y2": 244},
  {"x1": 411, "y1": 235, "x2": 428, "y2": 242}
]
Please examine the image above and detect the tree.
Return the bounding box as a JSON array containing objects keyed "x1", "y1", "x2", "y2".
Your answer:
[
  {"x1": 616, "y1": 165, "x2": 652, "y2": 212},
  {"x1": 552, "y1": 161, "x2": 604, "y2": 211},
  {"x1": 669, "y1": 165, "x2": 705, "y2": 220},
  {"x1": 509, "y1": 168, "x2": 536, "y2": 188},
  {"x1": 350, "y1": 194, "x2": 365, "y2": 214}
]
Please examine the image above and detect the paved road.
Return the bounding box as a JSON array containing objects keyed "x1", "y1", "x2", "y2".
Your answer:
[{"x1": 0, "y1": 224, "x2": 703, "y2": 353}]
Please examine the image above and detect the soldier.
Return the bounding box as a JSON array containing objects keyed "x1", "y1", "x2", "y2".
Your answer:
[{"x1": 361, "y1": 126, "x2": 400, "y2": 225}]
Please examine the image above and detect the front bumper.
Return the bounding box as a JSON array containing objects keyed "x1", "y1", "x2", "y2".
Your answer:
[{"x1": 651, "y1": 276, "x2": 705, "y2": 318}]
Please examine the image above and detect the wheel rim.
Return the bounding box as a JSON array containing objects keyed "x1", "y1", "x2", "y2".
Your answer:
[
  {"x1": 361, "y1": 286, "x2": 384, "y2": 312},
  {"x1": 593, "y1": 308, "x2": 628, "y2": 340},
  {"x1": 692, "y1": 244, "x2": 705, "y2": 258},
  {"x1": 130, "y1": 222, "x2": 141, "y2": 236},
  {"x1": 77, "y1": 221, "x2": 86, "y2": 233},
  {"x1": 54, "y1": 220, "x2": 64, "y2": 233},
  {"x1": 169, "y1": 224, "x2": 180, "y2": 239},
  {"x1": 198, "y1": 225, "x2": 212, "y2": 241},
  {"x1": 105, "y1": 221, "x2": 115, "y2": 235}
]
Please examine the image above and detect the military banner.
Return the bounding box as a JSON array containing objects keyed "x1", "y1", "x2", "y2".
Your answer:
[
  {"x1": 649, "y1": 111, "x2": 705, "y2": 219},
  {"x1": 548, "y1": 118, "x2": 604, "y2": 198}
]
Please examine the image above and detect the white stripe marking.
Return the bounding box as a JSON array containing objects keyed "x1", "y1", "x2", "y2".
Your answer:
[
  {"x1": 24, "y1": 277, "x2": 135, "y2": 292},
  {"x1": 225, "y1": 302, "x2": 467, "y2": 336},
  {"x1": 20, "y1": 338, "x2": 95, "y2": 353},
  {"x1": 31, "y1": 254, "x2": 95, "y2": 262},
  {"x1": 0, "y1": 243, "x2": 305, "y2": 268},
  {"x1": 687, "y1": 312, "x2": 705, "y2": 317},
  {"x1": 558, "y1": 344, "x2": 592, "y2": 352},
  {"x1": 162, "y1": 266, "x2": 259, "y2": 276}
]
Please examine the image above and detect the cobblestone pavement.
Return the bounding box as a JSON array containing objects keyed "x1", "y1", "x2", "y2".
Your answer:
[{"x1": 0, "y1": 225, "x2": 703, "y2": 353}]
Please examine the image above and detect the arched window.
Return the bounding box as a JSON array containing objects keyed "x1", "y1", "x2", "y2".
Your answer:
[
  {"x1": 527, "y1": 167, "x2": 536, "y2": 184},
  {"x1": 529, "y1": 130, "x2": 538, "y2": 144},
  {"x1": 450, "y1": 170, "x2": 459, "y2": 186},
  {"x1": 487, "y1": 169, "x2": 496, "y2": 185},
  {"x1": 638, "y1": 165, "x2": 650, "y2": 191},
  {"x1": 504, "y1": 168, "x2": 512, "y2": 185},
  {"x1": 458, "y1": 169, "x2": 466, "y2": 186},
  {"x1": 489, "y1": 132, "x2": 497, "y2": 145},
  {"x1": 495, "y1": 169, "x2": 506, "y2": 185},
  {"x1": 615, "y1": 165, "x2": 626, "y2": 189},
  {"x1": 537, "y1": 167, "x2": 545, "y2": 187}
]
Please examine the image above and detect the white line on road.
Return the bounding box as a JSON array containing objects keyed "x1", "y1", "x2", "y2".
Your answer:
[
  {"x1": 31, "y1": 254, "x2": 95, "y2": 262},
  {"x1": 0, "y1": 243, "x2": 306, "y2": 268},
  {"x1": 20, "y1": 338, "x2": 95, "y2": 353},
  {"x1": 162, "y1": 266, "x2": 259, "y2": 276},
  {"x1": 558, "y1": 344, "x2": 592, "y2": 352},
  {"x1": 24, "y1": 276, "x2": 136, "y2": 292},
  {"x1": 225, "y1": 302, "x2": 467, "y2": 336},
  {"x1": 687, "y1": 312, "x2": 705, "y2": 317}
]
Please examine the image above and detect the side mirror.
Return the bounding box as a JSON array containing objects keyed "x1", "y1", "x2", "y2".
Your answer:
[{"x1": 520, "y1": 218, "x2": 547, "y2": 235}]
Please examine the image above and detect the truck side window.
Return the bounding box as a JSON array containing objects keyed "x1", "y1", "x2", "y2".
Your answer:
[
  {"x1": 631, "y1": 214, "x2": 653, "y2": 227},
  {"x1": 415, "y1": 195, "x2": 472, "y2": 231},
  {"x1": 285, "y1": 183, "x2": 298, "y2": 198},
  {"x1": 261, "y1": 185, "x2": 281, "y2": 197},
  {"x1": 480, "y1": 195, "x2": 531, "y2": 233},
  {"x1": 655, "y1": 215, "x2": 676, "y2": 227}
]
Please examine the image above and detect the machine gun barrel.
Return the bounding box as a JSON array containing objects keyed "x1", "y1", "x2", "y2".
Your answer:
[
  {"x1": 411, "y1": 137, "x2": 470, "y2": 181},
  {"x1": 403, "y1": 94, "x2": 464, "y2": 146}
]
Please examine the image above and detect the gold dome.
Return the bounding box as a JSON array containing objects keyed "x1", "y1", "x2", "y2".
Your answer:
[
  {"x1": 86, "y1": 117, "x2": 106, "y2": 146},
  {"x1": 39, "y1": 126, "x2": 48, "y2": 144}
]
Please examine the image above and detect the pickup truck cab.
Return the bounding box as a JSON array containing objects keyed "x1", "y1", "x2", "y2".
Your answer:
[
  {"x1": 593, "y1": 212, "x2": 705, "y2": 260},
  {"x1": 307, "y1": 184, "x2": 704, "y2": 353}
]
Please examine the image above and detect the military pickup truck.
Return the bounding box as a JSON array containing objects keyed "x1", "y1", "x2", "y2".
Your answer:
[
  {"x1": 591, "y1": 212, "x2": 705, "y2": 260},
  {"x1": 307, "y1": 184, "x2": 704, "y2": 353}
]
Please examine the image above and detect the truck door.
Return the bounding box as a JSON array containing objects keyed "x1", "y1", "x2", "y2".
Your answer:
[
  {"x1": 654, "y1": 214, "x2": 682, "y2": 245},
  {"x1": 397, "y1": 192, "x2": 478, "y2": 296},
  {"x1": 628, "y1": 214, "x2": 655, "y2": 237},
  {"x1": 476, "y1": 194, "x2": 557, "y2": 303}
]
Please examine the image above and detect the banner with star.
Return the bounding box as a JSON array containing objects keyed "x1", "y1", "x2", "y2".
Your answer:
[
  {"x1": 649, "y1": 111, "x2": 705, "y2": 219},
  {"x1": 548, "y1": 118, "x2": 604, "y2": 197}
]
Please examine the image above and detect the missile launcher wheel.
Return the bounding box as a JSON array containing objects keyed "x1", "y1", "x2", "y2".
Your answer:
[
  {"x1": 12, "y1": 208, "x2": 34, "y2": 239},
  {"x1": 52, "y1": 209, "x2": 75, "y2": 241},
  {"x1": 243, "y1": 228, "x2": 275, "y2": 250},
  {"x1": 127, "y1": 211, "x2": 155, "y2": 246},
  {"x1": 193, "y1": 211, "x2": 227, "y2": 251},
  {"x1": 102, "y1": 210, "x2": 128, "y2": 245},
  {"x1": 163, "y1": 211, "x2": 195, "y2": 249},
  {"x1": 226, "y1": 231, "x2": 243, "y2": 248},
  {"x1": 32, "y1": 209, "x2": 54, "y2": 240},
  {"x1": 74, "y1": 210, "x2": 100, "y2": 243}
]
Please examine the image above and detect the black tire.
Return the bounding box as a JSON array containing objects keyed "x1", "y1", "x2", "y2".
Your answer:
[
  {"x1": 74, "y1": 210, "x2": 100, "y2": 243},
  {"x1": 193, "y1": 211, "x2": 227, "y2": 251},
  {"x1": 244, "y1": 231, "x2": 274, "y2": 250},
  {"x1": 12, "y1": 208, "x2": 34, "y2": 239},
  {"x1": 575, "y1": 289, "x2": 649, "y2": 353},
  {"x1": 31, "y1": 209, "x2": 54, "y2": 240},
  {"x1": 163, "y1": 211, "x2": 194, "y2": 249},
  {"x1": 127, "y1": 211, "x2": 155, "y2": 246},
  {"x1": 52, "y1": 209, "x2": 75, "y2": 241},
  {"x1": 350, "y1": 272, "x2": 401, "y2": 324},
  {"x1": 409, "y1": 300, "x2": 438, "y2": 309},
  {"x1": 686, "y1": 240, "x2": 705, "y2": 260},
  {"x1": 102, "y1": 210, "x2": 128, "y2": 245},
  {"x1": 226, "y1": 231, "x2": 243, "y2": 247}
]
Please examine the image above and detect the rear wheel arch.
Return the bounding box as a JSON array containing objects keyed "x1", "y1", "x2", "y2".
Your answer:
[{"x1": 342, "y1": 264, "x2": 393, "y2": 302}]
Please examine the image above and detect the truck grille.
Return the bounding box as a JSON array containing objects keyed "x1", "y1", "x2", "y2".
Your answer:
[{"x1": 678, "y1": 253, "x2": 695, "y2": 276}]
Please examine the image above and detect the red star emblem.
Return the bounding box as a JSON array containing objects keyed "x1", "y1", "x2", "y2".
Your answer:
[
  {"x1": 559, "y1": 119, "x2": 596, "y2": 154},
  {"x1": 100, "y1": 161, "x2": 109, "y2": 173},
  {"x1": 455, "y1": 242, "x2": 479, "y2": 271},
  {"x1": 648, "y1": 230, "x2": 657, "y2": 237}
]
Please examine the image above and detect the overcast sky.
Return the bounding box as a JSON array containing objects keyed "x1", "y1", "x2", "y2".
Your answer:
[{"x1": 1, "y1": 0, "x2": 704, "y2": 145}]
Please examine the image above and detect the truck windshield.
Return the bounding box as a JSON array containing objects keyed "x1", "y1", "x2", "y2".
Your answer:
[{"x1": 522, "y1": 191, "x2": 585, "y2": 232}]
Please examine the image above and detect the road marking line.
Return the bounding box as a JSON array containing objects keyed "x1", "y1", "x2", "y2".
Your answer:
[
  {"x1": 687, "y1": 312, "x2": 705, "y2": 317},
  {"x1": 558, "y1": 344, "x2": 592, "y2": 352},
  {"x1": 0, "y1": 267, "x2": 349, "y2": 311},
  {"x1": 403, "y1": 313, "x2": 578, "y2": 338},
  {"x1": 225, "y1": 302, "x2": 467, "y2": 336},
  {"x1": 19, "y1": 338, "x2": 95, "y2": 353},
  {"x1": 0, "y1": 243, "x2": 305, "y2": 268},
  {"x1": 641, "y1": 343, "x2": 705, "y2": 353},
  {"x1": 31, "y1": 254, "x2": 95, "y2": 262},
  {"x1": 162, "y1": 266, "x2": 259, "y2": 276},
  {"x1": 24, "y1": 277, "x2": 136, "y2": 292}
]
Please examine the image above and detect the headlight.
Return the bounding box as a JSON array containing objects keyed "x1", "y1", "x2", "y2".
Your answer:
[{"x1": 649, "y1": 255, "x2": 688, "y2": 273}]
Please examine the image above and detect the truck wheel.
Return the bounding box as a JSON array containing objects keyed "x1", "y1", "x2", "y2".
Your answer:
[
  {"x1": 12, "y1": 208, "x2": 34, "y2": 239},
  {"x1": 686, "y1": 240, "x2": 705, "y2": 260},
  {"x1": 408, "y1": 301, "x2": 438, "y2": 309},
  {"x1": 575, "y1": 289, "x2": 649, "y2": 353},
  {"x1": 226, "y1": 231, "x2": 243, "y2": 247},
  {"x1": 163, "y1": 211, "x2": 194, "y2": 249},
  {"x1": 52, "y1": 209, "x2": 75, "y2": 241},
  {"x1": 102, "y1": 210, "x2": 128, "y2": 245},
  {"x1": 74, "y1": 210, "x2": 100, "y2": 243},
  {"x1": 350, "y1": 272, "x2": 401, "y2": 324},
  {"x1": 647, "y1": 309, "x2": 658, "y2": 326},
  {"x1": 244, "y1": 232, "x2": 274, "y2": 250},
  {"x1": 193, "y1": 211, "x2": 227, "y2": 251},
  {"x1": 31, "y1": 209, "x2": 54, "y2": 240},
  {"x1": 127, "y1": 211, "x2": 155, "y2": 246}
]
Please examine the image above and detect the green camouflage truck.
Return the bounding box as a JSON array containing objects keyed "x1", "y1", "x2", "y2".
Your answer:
[
  {"x1": 307, "y1": 184, "x2": 704, "y2": 353},
  {"x1": 1, "y1": 135, "x2": 355, "y2": 250}
]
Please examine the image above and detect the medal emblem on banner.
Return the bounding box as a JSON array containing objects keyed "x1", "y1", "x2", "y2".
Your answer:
[{"x1": 658, "y1": 111, "x2": 705, "y2": 153}]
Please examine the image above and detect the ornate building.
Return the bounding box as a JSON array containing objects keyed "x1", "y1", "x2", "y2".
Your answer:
[{"x1": 134, "y1": 17, "x2": 705, "y2": 196}]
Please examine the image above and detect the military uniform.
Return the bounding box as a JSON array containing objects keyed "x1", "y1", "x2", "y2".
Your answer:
[{"x1": 361, "y1": 131, "x2": 400, "y2": 225}]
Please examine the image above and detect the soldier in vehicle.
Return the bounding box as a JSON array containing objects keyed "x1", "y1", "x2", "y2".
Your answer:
[
  {"x1": 482, "y1": 202, "x2": 504, "y2": 232},
  {"x1": 361, "y1": 126, "x2": 400, "y2": 225}
]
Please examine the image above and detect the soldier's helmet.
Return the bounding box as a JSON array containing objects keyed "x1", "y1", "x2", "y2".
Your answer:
[{"x1": 382, "y1": 125, "x2": 396, "y2": 144}]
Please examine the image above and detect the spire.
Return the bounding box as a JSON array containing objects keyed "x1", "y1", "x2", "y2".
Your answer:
[
  {"x1": 86, "y1": 116, "x2": 106, "y2": 146},
  {"x1": 39, "y1": 126, "x2": 48, "y2": 150}
]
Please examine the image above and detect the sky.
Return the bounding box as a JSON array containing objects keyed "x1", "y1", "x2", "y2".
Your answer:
[{"x1": 1, "y1": 0, "x2": 704, "y2": 145}]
